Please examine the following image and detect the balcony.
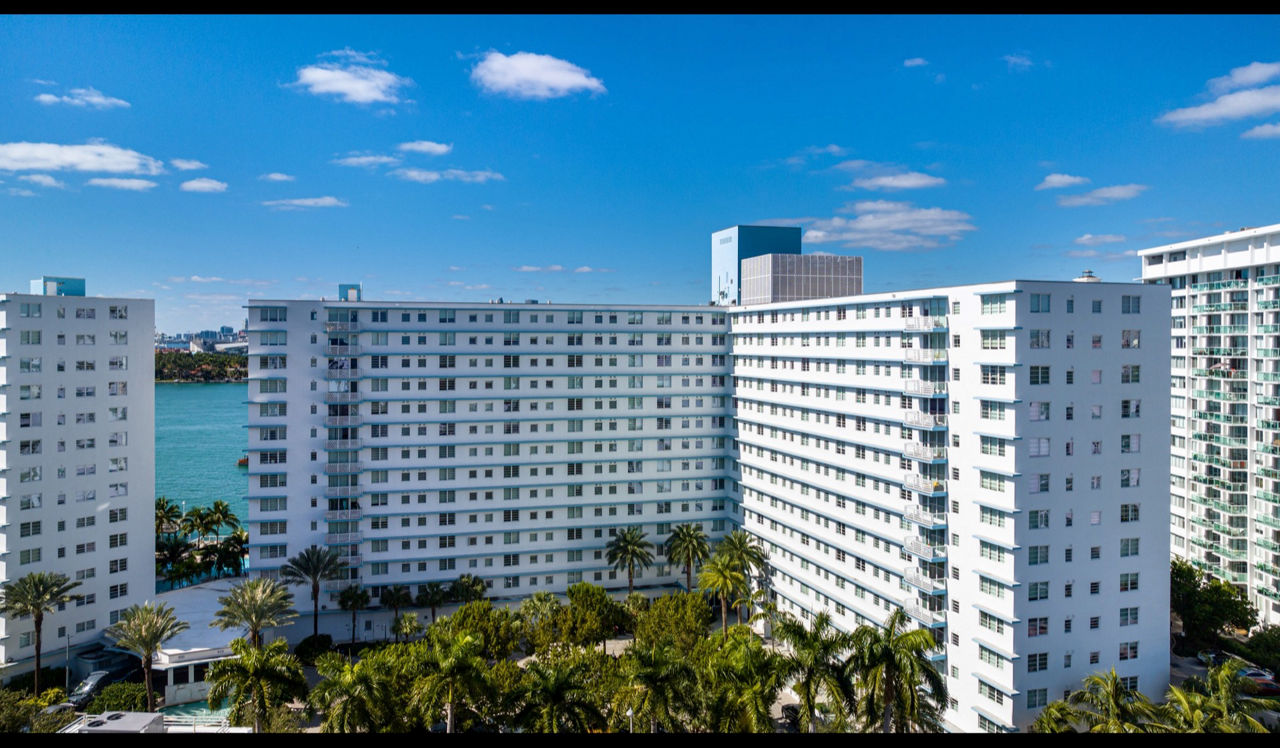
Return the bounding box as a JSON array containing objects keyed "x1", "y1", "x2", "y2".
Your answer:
[
  {"x1": 905, "y1": 570, "x2": 946, "y2": 593},
  {"x1": 1259, "y1": 324, "x2": 1280, "y2": 334},
  {"x1": 1259, "y1": 515, "x2": 1280, "y2": 531},
  {"x1": 1194, "y1": 411, "x2": 1247, "y2": 425},
  {"x1": 1192, "y1": 432, "x2": 1247, "y2": 447},
  {"x1": 1190, "y1": 279, "x2": 1249, "y2": 291},
  {"x1": 903, "y1": 316, "x2": 948, "y2": 330},
  {"x1": 904, "y1": 474, "x2": 947, "y2": 495},
  {"x1": 325, "y1": 532, "x2": 363, "y2": 544},
  {"x1": 904, "y1": 380, "x2": 947, "y2": 396},
  {"x1": 1260, "y1": 300, "x2": 1280, "y2": 311},
  {"x1": 1193, "y1": 389, "x2": 1247, "y2": 402},
  {"x1": 325, "y1": 415, "x2": 362, "y2": 427},
  {"x1": 326, "y1": 344, "x2": 361, "y2": 356},
  {"x1": 325, "y1": 485, "x2": 361, "y2": 499},
  {"x1": 904, "y1": 603, "x2": 945, "y2": 625},
  {"x1": 337, "y1": 555, "x2": 362, "y2": 567},
  {"x1": 324, "y1": 391, "x2": 361, "y2": 404},
  {"x1": 1194, "y1": 302, "x2": 1249, "y2": 313},
  {"x1": 325, "y1": 367, "x2": 361, "y2": 380},
  {"x1": 903, "y1": 411, "x2": 947, "y2": 428},
  {"x1": 323, "y1": 462, "x2": 362, "y2": 475},
  {"x1": 1262, "y1": 349, "x2": 1280, "y2": 359},
  {"x1": 1193, "y1": 347, "x2": 1249, "y2": 357},
  {"x1": 904, "y1": 506, "x2": 947, "y2": 528},
  {"x1": 1193, "y1": 368, "x2": 1247, "y2": 379},
  {"x1": 324, "y1": 321, "x2": 358, "y2": 332},
  {"x1": 906, "y1": 538, "x2": 947, "y2": 559},
  {"x1": 903, "y1": 442, "x2": 947, "y2": 461},
  {"x1": 325, "y1": 439, "x2": 361, "y2": 451},
  {"x1": 1193, "y1": 325, "x2": 1249, "y2": 334},
  {"x1": 903, "y1": 348, "x2": 947, "y2": 363},
  {"x1": 324, "y1": 508, "x2": 363, "y2": 521}
]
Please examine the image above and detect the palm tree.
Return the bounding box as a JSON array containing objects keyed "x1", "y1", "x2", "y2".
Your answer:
[
  {"x1": 381, "y1": 585, "x2": 414, "y2": 642},
  {"x1": 155, "y1": 496, "x2": 183, "y2": 538},
  {"x1": 206, "y1": 500, "x2": 240, "y2": 545},
  {"x1": 416, "y1": 582, "x2": 449, "y2": 624},
  {"x1": 310, "y1": 652, "x2": 392, "y2": 732},
  {"x1": 714, "y1": 530, "x2": 766, "y2": 623},
  {"x1": 410, "y1": 632, "x2": 489, "y2": 733},
  {"x1": 1157, "y1": 685, "x2": 1231, "y2": 732},
  {"x1": 156, "y1": 534, "x2": 193, "y2": 585},
  {"x1": 846, "y1": 607, "x2": 947, "y2": 733},
  {"x1": 211, "y1": 577, "x2": 298, "y2": 649},
  {"x1": 181, "y1": 506, "x2": 214, "y2": 547},
  {"x1": 206, "y1": 638, "x2": 307, "y2": 733},
  {"x1": 0, "y1": 572, "x2": 83, "y2": 694},
  {"x1": 1032, "y1": 668, "x2": 1162, "y2": 733},
  {"x1": 606, "y1": 527, "x2": 655, "y2": 595},
  {"x1": 279, "y1": 546, "x2": 347, "y2": 639},
  {"x1": 103, "y1": 602, "x2": 190, "y2": 711},
  {"x1": 613, "y1": 644, "x2": 691, "y2": 733},
  {"x1": 698, "y1": 555, "x2": 746, "y2": 636},
  {"x1": 218, "y1": 528, "x2": 249, "y2": 577},
  {"x1": 449, "y1": 573, "x2": 488, "y2": 604},
  {"x1": 337, "y1": 585, "x2": 369, "y2": 648},
  {"x1": 774, "y1": 611, "x2": 854, "y2": 733},
  {"x1": 516, "y1": 659, "x2": 605, "y2": 733},
  {"x1": 1178, "y1": 658, "x2": 1280, "y2": 732},
  {"x1": 665, "y1": 523, "x2": 711, "y2": 592},
  {"x1": 393, "y1": 612, "x2": 425, "y2": 642}
]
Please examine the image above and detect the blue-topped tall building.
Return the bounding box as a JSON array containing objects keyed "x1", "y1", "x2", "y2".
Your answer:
[{"x1": 710, "y1": 225, "x2": 802, "y2": 305}]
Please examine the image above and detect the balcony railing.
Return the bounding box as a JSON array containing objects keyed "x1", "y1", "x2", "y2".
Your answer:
[
  {"x1": 905, "y1": 571, "x2": 946, "y2": 592},
  {"x1": 903, "y1": 442, "x2": 947, "y2": 461},
  {"x1": 904, "y1": 474, "x2": 947, "y2": 495},
  {"x1": 325, "y1": 532, "x2": 363, "y2": 544},
  {"x1": 323, "y1": 462, "x2": 362, "y2": 475},
  {"x1": 324, "y1": 509, "x2": 363, "y2": 521},
  {"x1": 325, "y1": 486, "x2": 361, "y2": 499},
  {"x1": 325, "y1": 415, "x2": 362, "y2": 427},
  {"x1": 1193, "y1": 368, "x2": 1247, "y2": 379},
  {"x1": 337, "y1": 555, "x2": 362, "y2": 567},
  {"x1": 903, "y1": 316, "x2": 948, "y2": 330},
  {"x1": 904, "y1": 603, "x2": 945, "y2": 625},
  {"x1": 326, "y1": 344, "x2": 361, "y2": 356},
  {"x1": 903, "y1": 348, "x2": 947, "y2": 362},
  {"x1": 905, "y1": 538, "x2": 947, "y2": 559},
  {"x1": 325, "y1": 439, "x2": 361, "y2": 451},
  {"x1": 325, "y1": 368, "x2": 360, "y2": 380},
  {"x1": 904, "y1": 380, "x2": 947, "y2": 396},
  {"x1": 324, "y1": 321, "x2": 358, "y2": 332},
  {"x1": 903, "y1": 411, "x2": 947, "y2": 428},
  {"x1": 1191, "y1": 279, "x2": 1249, "y2": 291},
  {"x1": 324, "y1": 391, "x2": 361, "y2": 404}
]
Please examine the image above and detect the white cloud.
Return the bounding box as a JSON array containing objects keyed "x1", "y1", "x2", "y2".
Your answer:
[
  {"x1": 34, "y1": 86, "x2": 130, "y2": 109},
  {"x1": 1057, "y1": 184, "x2": 1148, "y2": 207},
  {"x1": 803, "y1": 200, "x2": 976, "y2": 251},
  {"x1": 6, "y1": 187, "x2": 37, "y2": 197},
  {"x1": 448, "y1": 265, "x2": 465, "y2": 271},
  {"x1": 573, "y1": 266, "x2": 614, "y2": 273},
  {"x1": 180, "y1": 178, "x2": 228, "y2": 193},
  {"x1": 903, "y1": 58, "x2": 928, "y2": 67},
  {"x1": 783, "y1": 144, "x2": 848, "y2": 166},
  {"x1": 293, "y1": 50, "x2": 412, "y2": 105},
  {"x1": 1064, "y1": 249, "x2": 1100, "y2": 258},
  {"x1": 30, "y1": 78, "x2": 57, "y2": 86},
  {"x1": 849, "y1": 172, "x2": 945, "y2": 191},
  {"x1": 1003, "y1": 54, "x2": 1033, "y2": 71},
  {"x1": 471, "y1": 51, "x2": 606, "y2": 99},
  {"x1": 1074, "y1": 233, "x2": 1126, "y2": 246},
  {"x1": 1035, "y1": 173, "x2": 1090, "y2": 190},
  {"x1": 389, "y1": 168, "x2": 504, "y2": 184},
  {"x1": 86, "y1": 177, "x2": 157, "y2": 191},
  {"x1": 19, "y1": 174, "x2": 65, "y2": 188},
  {"x1": 452, "y1": 214, "x2": 470, "y2": 220},
  {"x1": 258, "y1": 172, "x2": 296, "y2": 181},
  {"x1": 398, "y1": 140, "x2": 452, "y2": 155},
  {"x1": 170, "y1": 159, "x2": 208, "y2": 171},
  {"x1": 1242, "y1": 122, "x2": 1280, "y2": 139},
  {"x1": 0, "y1": 141, "x2": 164, "y2": 174},
  {"x1": 261, "y1": 196, "x2": 348, "y2": 209},
  {"x1": 465, "y1": 284, "x2": 490, "y2": 290},
  {"x1": 513, "y1": 264, "x2": 565, "y2": 272},
  {"x1": 189, "y1": 275, "x2": 223, "y2": 283},
  {"x1": 1209, "y1": 61, "x2": 1280, "y2": 95},
  {"x1": 332, "y1": 153, "x2": 401, "y2": 168},
  {"x1": 1158, "y1": 84, "x2": 1280, "y2": 128}
]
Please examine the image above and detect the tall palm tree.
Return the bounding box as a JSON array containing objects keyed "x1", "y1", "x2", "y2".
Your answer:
[
  {"x1": 156, "y1": 534, "x2": 194, "y2": 584},
  {"x1": 410, "y1": 632, "x2": 489, "y2": 733},
  {"x1": 279, "y1": 546, "x2": 347, "y2": 639},
  {"x1": 1156, "y1": 685, "x2": 1231, "y2": 733},
  {"x1": 449, "y1": 573, "x2": 487, "y2": 604},
  {"x1": 1032, "y1": 668, "x2": 1162, "y2": 733},
  {"x1": 206, "y1": 500, "x2": 240, "y2": 546},
  {"x1": 155, "y1": 496, "x2": 183, "y2": 539},
  {"x1": 218, "y1": 528, "x2": 249, "y2": 577},
  {"x1": 103, "y1": 602, "x2": 190, "y2": 711},
  {"x1": 1180, "y1": 658, "x2": 1280, "y2": 732},
  {"x1": 606, "y1": 527, "x2": 655, "y2": 595},
  {"x1": 381, "y1": 585, "x2": 414, "y2": 642},
  {"x1": 0, "y1": 572, "x2": 82, "y2": 694},
  {"x1": 515, "y1": 659, "x2": 605, "y2": 733},
  {"x1": 206, "y1": 638, "x2": 307, "y2": 733},
  {"x1": 393, "y1": 612, "x2": 425, "y2": 642},
  {"x1": 665, "y1": 523, "x2": 711, "y2": 592},
  {"x1": 774, "y1": 611, "x2": 854, "y2": 733},
  {"x1": 613, "y1": 643, "x2": 691, "y2": 733},
  {"x1": 338, "y1": 585, "x2": 370, "y2": 648},
  {"x1": 211, "y1": 577, "x2": 298, "y2": 649},
  {"x1": 698, "y1": 555, "x2": 746, "y2": 636},
  {"x1": 714, "y1": 530, "x2": 766, "y2": 623},
  {"x1": 181, "y1": 506, "x2": 215, "y2": 547},
  {"x1": 310, "y1": 652, "x2": 392, "y2": 732},
  {"x1": 416, "y1": 582, "x2": 449, "y2": 624},
  {"x1": 846, "y1": 607, "x2": 947, "y2": 733}
]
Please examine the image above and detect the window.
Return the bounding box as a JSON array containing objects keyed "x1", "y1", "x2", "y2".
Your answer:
[
  {"x1": 1030, "y1": 401, "x2": 1050, "y2": 421},
  {"x1": 1121, "y1": 295, "x2": 1141, "y2": 314},
  {"x1": 981, "y1": 294, "x2": 1007, "y2": 314},
  {"x1": 1120, "y1": 503, "x2": 1140, "y2": 522},
  {"x1": 981, "y1": 401, "x2": 1006, "y2": 421},
  {"x1": 1028, "y1": 545, "x2": 1049, "y2": 564},
  {"x1": 1028, "y1": 689, "x2": 1048, "y2": 709},
  {"x1": 1029, "y1": 293, "x2": 1050, "y2": 312},
  {"x1": 1030, "y1": 366, "x2": 1050, "y2": 385},
  {"x1": 978, "y1": 680, "x2": 1005, "y2": 705},
  {"x1": 1030, "y1": 329, "x2": 1050, "y2": 349},
  {"x1": 1029, "y1": 509, "x2": 1049, "y2": 529},
  {"x1": 1028, "y1": 582, "x2": 1049, "y2": 601},
  {"x1": 1027, "y1": 652, "x2": 1048, "y2": 672},
  {"x1": 1119, "y1": 642, "x2": 1139, "y2": 661},
  {"x1": 981, "y1": 331, "x2": 1006, "y2": 350},
  {"x1": 1121, "y1": 364, "x2": 1140, "y2": 383},
  {"x1": 1120, "y1": 573, "x2": 1139, "y2": 592},
  {"x1": 981, "y1": 365, "x2": 1007, "y2": 385},
  {"x1": 1121, "y1": 329, "x2": 1140, "y2": 349},
  {"x1": 1027, "y1": 616, "x2": 1048, "y2": 636}
]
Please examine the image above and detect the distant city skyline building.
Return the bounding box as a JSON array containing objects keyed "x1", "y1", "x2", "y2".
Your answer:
[
  {"x1": 0, "y1": 277, "x2": 155, "y2": 680},
  {"x1": 710, "y1": 225, "x2": 802, "y2": 306}
]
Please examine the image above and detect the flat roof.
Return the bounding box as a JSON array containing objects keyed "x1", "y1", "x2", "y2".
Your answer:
[
  {"x1": 136, "y1": 578, "x2": 243, "y2": 667},
  {"x1": 725, "y1": 278, "x2": 1152, "y2": 313},
  {"x1": 1136, "y1": 222, "x2": 1280, "y2": 256}
]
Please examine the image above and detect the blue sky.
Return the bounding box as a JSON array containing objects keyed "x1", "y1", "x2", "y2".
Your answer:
[{"x1": 3, "y1": 14, "x2": 1280, "y2": 333}]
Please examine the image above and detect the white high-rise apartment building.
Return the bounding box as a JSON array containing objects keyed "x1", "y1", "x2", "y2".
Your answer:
[
  {"x1": 245, "y1": 290, "x2": 733, "y2": 631},
  {"x1": 0, "y1": 278, "x2": 155, "y2": 677},
  {"x1": 729, "y1": 280, "x2": 1171, "y2": 732},
  {"x1": 1139, "y1": 223, "x2": 1280, "y2": 625}
]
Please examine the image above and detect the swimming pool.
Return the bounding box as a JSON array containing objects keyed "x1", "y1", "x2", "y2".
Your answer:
[{"x1": 158, "y1": 701, "x2": 230, "y2": 719}]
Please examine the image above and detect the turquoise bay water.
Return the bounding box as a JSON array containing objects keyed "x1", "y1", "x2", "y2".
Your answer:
[{"x1": 155, "y1": 382, "x2": 248, "y2": 523}]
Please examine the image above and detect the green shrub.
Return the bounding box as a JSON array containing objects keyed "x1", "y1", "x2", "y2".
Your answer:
[
  {"x1": 87, "y1": 682, "x2": 148, "y2": 713},
  {"x1": 293, "y1": 634, "x2": 334, "y2": 664},
  {"x1": 2, "y1": 667, "x2": 66, "y2": 696}
]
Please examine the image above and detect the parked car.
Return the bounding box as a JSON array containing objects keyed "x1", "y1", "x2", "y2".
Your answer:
[
  {"x1": 1246, "y1": 676, "x2": 1280, "y2": 696},
  {"x1": 1198, "y1": 650, "x2": 1230, "y2": 667},
  {"x1": 66, "y1": 666, "x2": 140, "y2": 708},
  {"x1": 780, "y1": 704, "x2": 800, "y2": 733}
]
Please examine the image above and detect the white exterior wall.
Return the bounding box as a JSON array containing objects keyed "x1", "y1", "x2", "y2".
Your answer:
[
  {"x1": 1139, "y1": 223, "x2": 1280, "y2": 626},
  {"x1": 0, "y1": 292, "x2": 155, "y2": 677},
  {"x1": 245, "y1": 298, "x2": 734, "y2": 639},
  {"x1": 729, "y1": 280, "x2": 1171, "y2": 733}
]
